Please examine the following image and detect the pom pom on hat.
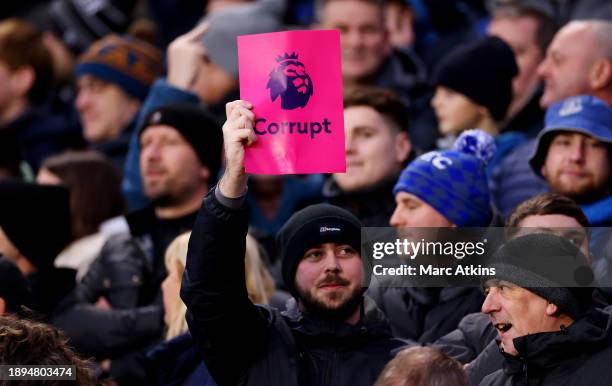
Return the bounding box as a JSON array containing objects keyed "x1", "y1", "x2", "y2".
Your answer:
[
  {"x1": 453, "y1": 129, "x2": 496, "y2": 165},
  {"x1": 393, "y1": 129, "x2": 495, "y2": 226}
]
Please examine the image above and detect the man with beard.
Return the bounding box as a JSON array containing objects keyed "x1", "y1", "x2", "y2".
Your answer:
[
  {"x1": 180, "y1": 99, "x2": 406, "y2": 386},
  {"x1": 51, "y1": 103, "x2": 222, "y2": 383},
  {"x1": 530, "y1": 95, "x2": 612, "y2": 225}
]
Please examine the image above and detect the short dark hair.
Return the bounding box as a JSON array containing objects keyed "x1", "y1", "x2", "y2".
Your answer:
[
  {"x1": 0, "y1": 19, "x2": 54, "y2": 105},
  {"x1": 375, "y1": 346, "x2": 469, "y2": 386},
  {"x1": 506, "y1": 193, "x2": 590, "y2": 239},
  {"x1": 41, "y1": 151, "x2": 125, "y2": 240},
  {"x1": 344, "y1": 86, "x2": 409, "y2": 133},
  {"x1": 0, "y1": 315, "x2": 96, "y2": 386},
  {"x1": 493, "y1": 3, "x2": 558, "y2": 55}
]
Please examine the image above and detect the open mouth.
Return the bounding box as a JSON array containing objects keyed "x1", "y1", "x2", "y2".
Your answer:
[{"x1": 494, "y1": 323, "x2": 512, "y2": 333}]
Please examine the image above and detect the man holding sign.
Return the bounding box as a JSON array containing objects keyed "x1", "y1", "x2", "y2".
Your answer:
[{"x1": 180, "y1": 100, "x2": 406, "y2": 386}]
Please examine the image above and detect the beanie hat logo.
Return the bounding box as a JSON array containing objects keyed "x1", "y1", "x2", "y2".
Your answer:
[
  {"x1": 150, "y1": 111, "x2": 162, "y2": 124},
  {"x1": 267, "y1": 52, "x2": 314, "y2": 110},
  {"x1": 559, "y1": 98, "x2": 583, "y2": 116},
  {"x1": 320, "y1": 226, "x2": 342, "y2": 233},
  {"x1": 420, "y1": 152, "x2": 453, "y2": 170}
]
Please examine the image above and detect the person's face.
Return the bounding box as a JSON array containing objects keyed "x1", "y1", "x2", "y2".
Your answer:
[
  {"x1": 192, "y1": 53, "x2": 238, "y2": 106},
  {"x1": 536, "y1": 24, "x2": 597, "y2": 108},
  {"x1": 140, "y1": 125, "x2": 209, "y2": 207},
  {"x1": 75, "y1": 75, "x2": 141, "y2": 143},
  {"x1": 488, "y1": 15, "x2": 544, "y2": 116},
  {"x1": 0, "y1": 226, "x2": 20, "y2": 262},
  {"x1": 320, "y1": 0, "x2": 391, "y2": 83},
  {"x1": 541, "y1": 132, "x2": 611, "y2": 203},
  {"x1": 294, "y1": 242, "x2": 363, "y2": 314},
  {"x1": 390, "y1": 191, "x2": 454, "y2": 228},
  {"x1": 333, "y1": 106, "x2": 411, "y2": 192},
  {"x1": 516, "y1": 214, "x2": 591, "y2": 264},
  {"x1": 482, "y1": 280, "x2": 561, "y2": 356},
  {"x1": 161, "y1": 261, "x2": 182, "y2": 326},
  {"x1": 431, "y1": 86, "x2": 487, "y2": 136}
]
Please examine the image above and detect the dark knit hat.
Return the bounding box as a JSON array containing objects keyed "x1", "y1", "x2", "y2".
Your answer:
[
  {"x1": 0, "y1": 257, "x2": 31, "y2": 314},
  {"x1": 393, "y1": 130, "x2": 496, "y2": 226},
  {"x1": 277, "y1": 204, "x2": 362, "y2": 297},
  {"x1": 0, "y1": 182, "x2": 71, "y2": 270},
  {"x1": 433, "y1": 36, "x2": 518, "y2": 121},
  {"x1": 140, "y1": 104, "x2": 224, "y2": 178},
  {"x1": 489, "y1": 233, "x2": 595, "y2": 319},
  {"x1": 75, "y1": 34, "x2": 162, "y2": 101},
  {"x1": 530, "y1": 95, "x2": 612, "y2": 177}
]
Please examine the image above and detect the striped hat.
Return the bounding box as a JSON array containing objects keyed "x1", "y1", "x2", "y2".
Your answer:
[{"x1": 75, "y1": 34, "x2": 162, "y2": 101}]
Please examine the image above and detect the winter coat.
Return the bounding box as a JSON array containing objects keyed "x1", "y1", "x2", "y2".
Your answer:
[
  {"x1": 51, "y1": 232, "x2": 163, "y2": 358},
  {"x1": 1, "y1": 105, "x2": 85, "y2": 172},
  {"x1": 433, "y1": 312, "x2": 504, "y2": 385},
  {"x1": 366, "y1": 285, "x2": 484, "y2": 343},
  {"x1": 323, "y1": 176, "x2": 399, "y2": 227},
  {"x1": 489, "y1": 138, "x2": 548, "y2": 218},
  {"x1": 375, "y1": 48, "x2": 438, "y2": 153},
  {"x1": 181, "y1": 189, "x2": 407, "y2": 386},
  {"x1": 146, "y1": 333, "x2": 217, "y2": 386},
  {"x1": 434, "y1": 312, "x2": 497, "y2": 363},
  {"x1": 479, "y1": 309, "x2": 612, "y2": 386}
]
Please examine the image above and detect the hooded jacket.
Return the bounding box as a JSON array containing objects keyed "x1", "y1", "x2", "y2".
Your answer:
[
  {"x1": 180, "y1": 189, "x2": 406, "y2": 386},
  {"x1": 479, "y1": 309, "x2": 612, "y2": 386}
]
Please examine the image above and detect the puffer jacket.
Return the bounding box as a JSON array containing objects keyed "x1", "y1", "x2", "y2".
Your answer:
[
  {"x1": 181, "y1": 189, "x2": 407, "y2": 386},
  {"x1": 366, "y1": 285, "x2": 484, "y2": 343},
  {"x1": 51, "y1": 232, "x2": 162, "y2": 358},
  {"x1": 479, "y1": 309, "x2": 612, "y2": 386}
]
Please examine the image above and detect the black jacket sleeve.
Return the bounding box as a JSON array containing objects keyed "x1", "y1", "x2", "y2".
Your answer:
[{"x1": 180, "y1": 189, "x2": 268, "y2": 386}]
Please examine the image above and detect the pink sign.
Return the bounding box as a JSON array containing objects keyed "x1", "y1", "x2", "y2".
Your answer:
[{"x1": 238, "y1": 30, "x2": 345, "y2": 174}]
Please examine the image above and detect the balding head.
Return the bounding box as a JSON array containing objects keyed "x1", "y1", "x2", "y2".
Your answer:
[{"x1": 537, "y1": 19, "x2": 612, "y2": 107}]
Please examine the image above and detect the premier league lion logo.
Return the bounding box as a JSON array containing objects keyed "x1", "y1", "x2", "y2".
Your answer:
[{"x1": 267, "y1": 52, "x2": 313, "y2": 110}]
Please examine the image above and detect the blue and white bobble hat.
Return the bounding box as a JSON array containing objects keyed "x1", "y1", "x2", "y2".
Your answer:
[{"x1": 393, "y1": 129, "x2": 496, "y2": 226}]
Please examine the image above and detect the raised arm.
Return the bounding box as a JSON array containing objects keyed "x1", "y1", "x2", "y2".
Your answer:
[{"x1": 180, "y1": 100, "x2": 266, "y2": 386}]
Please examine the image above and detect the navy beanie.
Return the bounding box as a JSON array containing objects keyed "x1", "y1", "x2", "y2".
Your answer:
[
  {"x1": 393, "y1": 130, "x2": 496, "y2": 226},
  {"x1": 433, "y1": 36, "x2": 518, "y2": 121},
  {"x1": 75, "y1": 35, "x2": 162, "y2": 101},
  {"x1": 277, "y1": 204, "x2": 362, "y2": 298},
  {"x1": 140, "y1": 104, "x2": 224, "y2": 179},
  {"x1": 489, "y1": 233, "x2": 595, "y2": 319}
]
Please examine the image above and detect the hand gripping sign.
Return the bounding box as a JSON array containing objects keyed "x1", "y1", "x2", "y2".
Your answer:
[{"x1": 238, "y1": 30, "x2": 345, "y2": 174}]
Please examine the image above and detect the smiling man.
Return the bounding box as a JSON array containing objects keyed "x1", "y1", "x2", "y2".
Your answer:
[
  {"x1": 324, "y1": 87, "x2": 411, "y2": 226},
  {"x1": 180, "y1": 99, "x2": 405, "y2": 386},
  {"x1": 479, "y1": 233, "x2": 612, "y2": 386}
]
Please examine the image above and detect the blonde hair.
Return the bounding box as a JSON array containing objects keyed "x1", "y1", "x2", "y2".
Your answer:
[{"x1": 164, "y1": 231, "x2": 275, "y2": 340}]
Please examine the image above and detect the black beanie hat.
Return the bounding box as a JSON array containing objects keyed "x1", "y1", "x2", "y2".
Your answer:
[
  {"x1": 489, "y1": 233, "x2": 595, "y2": 319},
  {"x1": 433, "y1": 36, "x2": 518, "y2": 121},
  {"x1": 0, "y1": 257, "x2": 32, "y2": 313},
  {"x1": 140, "y1": 103, "x2": 224, "y2": 179},
  {"x1": 277, "y1": 204, "x2": 362, "y2": 298},
  {"x1": 0, "y1": 182, "x2": 71, "y2": 270}
]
